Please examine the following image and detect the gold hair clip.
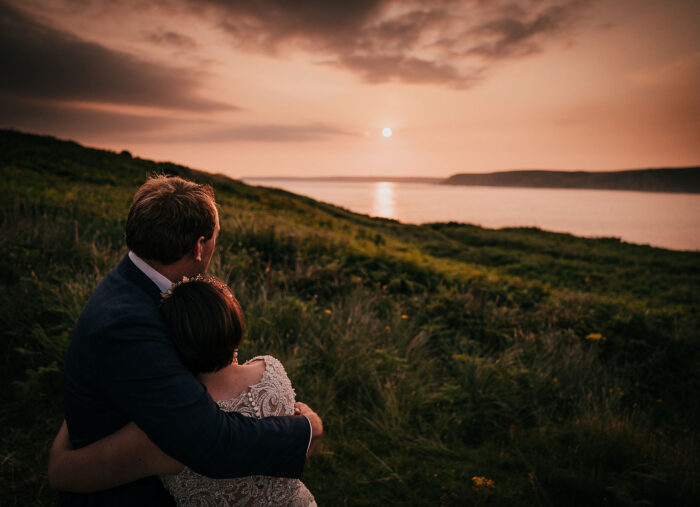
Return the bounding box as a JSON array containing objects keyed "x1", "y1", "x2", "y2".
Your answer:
[{"x1": 161, "y1": 274, "x2": 233, "y2": 300}]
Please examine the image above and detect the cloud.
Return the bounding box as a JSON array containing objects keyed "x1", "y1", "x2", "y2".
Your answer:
[
  {"x1": 154, "y1": 123, "x2": 360, "y2": 143},
  {"x1": 196, "y1": 0, "x2": 594, "y2": 87},
  {"x1": 0, "y1": 1, "x2": 232, "y2": 112},
  {"x1": 329, "y1": 55, "x2": 476, "y2": 87},
  {"x1": 0, "y1": 96, "x2": 358, "y2": 143},
  {"x1": 0, "y1": 95, "x2": 177, "y2": 140},
  {"x1": 146, "y1": 30, "x2": 198, "y2": 50},
  {"x1": 0, "y1": 93, "x2": 353, "y2": 144},
  {"x1": 6, "y1": 0, "x2": 594, "y2": 89},
  {"x1": 212, "y1": 0, "x2": 383, "y2": 49},
  {"x1": 466, "y1": 3, "x2": 586, "y2": 59}
]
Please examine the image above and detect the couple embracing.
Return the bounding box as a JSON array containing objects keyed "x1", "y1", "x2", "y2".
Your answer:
[{"x1": 48, "y1": 175, "x2": 322, "y2": 506}]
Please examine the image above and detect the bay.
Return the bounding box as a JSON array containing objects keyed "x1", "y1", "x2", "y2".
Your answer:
[{"x1": 243, "y1": 179, "x2": 700, "y2": 251}]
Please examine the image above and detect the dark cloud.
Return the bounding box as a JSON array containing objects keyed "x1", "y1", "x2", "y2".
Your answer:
[
  {"x1": 363, "y1": 9, "x2": 450, "y2": 53},
  {"x1": 146, "y1": 30, "x2": 198, "y2": 50},
  {"x1": 196, "y1": 0, "x2": 594, "y2": 87},
  {"x1": 330, "y1": 55, "x2": 475, "y2": 87},
  {"x1": 210, "y1": 0, "x2": 382, "y2": 48},
  {"x1": 0, "y1": 92, "x2": 352, "y2": 144},
  {"x1": 466, "y1": 3, "x2": 585, "y2": 59},
  {"x1": 0, "y1": 88, "x2": 356, "y2": 142},
  {"x1": 6, "y1": 0, "x2": 594, "y2": 89},
  {"x1": 0, "y1": 95, "x2": 176, "y2": 140},
  {"x1": 157, "y1": 123, "x2": 359, "y2": 143},
  {"x1": 0, "y1": 1, "x2": 232, "y2": 111}
]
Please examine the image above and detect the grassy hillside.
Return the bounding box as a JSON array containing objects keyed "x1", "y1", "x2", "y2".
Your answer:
[{"x1": 1, "y1": 129, "x2": 699, "y2": 506}]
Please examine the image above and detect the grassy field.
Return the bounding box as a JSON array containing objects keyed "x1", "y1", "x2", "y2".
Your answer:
[{"x1": 1, "y1": 129, "x2": 699, "y2": 506}]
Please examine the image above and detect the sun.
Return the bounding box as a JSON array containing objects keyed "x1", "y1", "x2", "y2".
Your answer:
[{"x1": 382, "y1": 127, "x2": 392, "y2": 138}]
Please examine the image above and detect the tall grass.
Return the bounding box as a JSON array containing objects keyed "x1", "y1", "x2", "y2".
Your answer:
[{"x1": 1, "y1": 130, "x2": 699, "y2": 505}]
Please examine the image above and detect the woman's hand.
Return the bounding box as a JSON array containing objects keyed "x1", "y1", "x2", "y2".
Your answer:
[{"x1": 294, "y1": 402, "x2": 323, "y2": 457}]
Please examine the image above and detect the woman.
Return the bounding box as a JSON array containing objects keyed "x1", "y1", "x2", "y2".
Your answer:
[{"x1": 49, "y1": 275, "x2": 317, "y2": 506}]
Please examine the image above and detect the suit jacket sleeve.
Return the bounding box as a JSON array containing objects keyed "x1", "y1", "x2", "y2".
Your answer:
[{"x1": 98, "y1": 314, "x2": 309, "y2": 479}]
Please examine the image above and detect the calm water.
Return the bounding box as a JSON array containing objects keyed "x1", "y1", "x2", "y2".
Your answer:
[{"x1": 243, "y1": 179, "x2": 700, "y2": 251}]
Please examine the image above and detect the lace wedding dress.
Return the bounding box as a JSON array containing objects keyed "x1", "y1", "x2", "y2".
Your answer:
[{"x1": 161, "y1": 356, "x2": 317, "y2": 506}]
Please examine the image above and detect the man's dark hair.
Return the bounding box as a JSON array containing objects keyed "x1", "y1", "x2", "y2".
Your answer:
[
  {"x1": 126, "y1": 175, "x2": 216, "y2": 265},
  {"x1": 159, "y1": 277, "x2": 245, "y2": 375}
]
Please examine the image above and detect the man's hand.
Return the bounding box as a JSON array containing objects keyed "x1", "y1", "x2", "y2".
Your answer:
[{"x1": 294, "y1": 402, "x2": 322, "y2": 457}]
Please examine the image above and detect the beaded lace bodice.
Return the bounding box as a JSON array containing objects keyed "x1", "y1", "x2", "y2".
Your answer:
[{"x1": 160, "y1": 356, "x2": 316, "y2": 507}]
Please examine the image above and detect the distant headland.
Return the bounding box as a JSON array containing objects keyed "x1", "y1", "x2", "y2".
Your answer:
[{"x1": 442, "y1": 168, "x2": 700, "y2": 193}]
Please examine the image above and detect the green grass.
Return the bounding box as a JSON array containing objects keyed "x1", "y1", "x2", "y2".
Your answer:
[{"x1": 1, "y1": 129, "x2": 699, "y2": 505}]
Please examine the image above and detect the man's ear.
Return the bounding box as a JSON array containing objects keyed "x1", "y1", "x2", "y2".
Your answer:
[{"x1": 193, "y1": 236, "x2": 205, "y2": 262}]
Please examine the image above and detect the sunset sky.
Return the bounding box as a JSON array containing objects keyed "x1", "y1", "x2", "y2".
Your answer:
[{"x1": 1, "y1": 0, "x2": 699, "y2": 178}]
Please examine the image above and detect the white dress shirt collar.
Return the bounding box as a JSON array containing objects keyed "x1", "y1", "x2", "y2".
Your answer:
[{"x1": 128, "y1": 251, "x2": 173, "y2": 293}]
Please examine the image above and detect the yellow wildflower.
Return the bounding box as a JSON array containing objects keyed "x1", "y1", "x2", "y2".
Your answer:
[
  {"x1": 472, "y1": 476, "x2": 495, "y2": 491},
  {"x1": 585, "y1": 333, "x2": 606, "y2": 341},
  {"x1": 324, "y1": 309, "x2": 332, "y2": 315},
  {"x1": 385, "y1": 325, "x2": 391, "y2": 331},
  {"x1": 401, "y1": 314, "x2": 409, "y2": 319},
  {"x1": 552, "y1": 377, "x2": 559, "y2": 384}
]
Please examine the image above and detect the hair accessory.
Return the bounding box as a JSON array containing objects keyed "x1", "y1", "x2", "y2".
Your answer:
[{"x1": 160, "y1": 274, "x2": 234, "y2": 300}]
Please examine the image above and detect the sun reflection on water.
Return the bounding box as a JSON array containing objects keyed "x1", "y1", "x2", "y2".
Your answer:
[{"x1": 372, "y1": 181, "x2": 395, "y2": 218}]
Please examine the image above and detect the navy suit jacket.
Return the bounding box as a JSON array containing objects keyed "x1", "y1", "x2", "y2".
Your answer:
[{"x1": 61, "y1": 255, "x2": 310, "y2": 506}]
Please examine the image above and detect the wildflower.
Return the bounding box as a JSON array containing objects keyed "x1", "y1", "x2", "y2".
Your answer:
[
  {"x1": 472, "y1": 476, "x2": 495, "y2": 491},
  {"x1": 552, "y1": 377, "x2": 559, "y2": 384},
  {"x1": 242, "y1": 339, "x2": 251, "y2": 345},
  {"x1": 385, "y1": 325, "x2": 391, "y2": 331},
  {"x1": 401, "y1": 314, "x2": 409, "y2": 320},
  {"x1": 324, "y1": 309, "x2": 332, "y2": 315},
  {"x1": 585, "y1": 333, "x2": 606, "y2": 341}
]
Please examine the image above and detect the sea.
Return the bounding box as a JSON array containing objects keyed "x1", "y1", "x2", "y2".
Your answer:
[{"x1": 242, "y1": 179, "x2": 700, "y2": 252}]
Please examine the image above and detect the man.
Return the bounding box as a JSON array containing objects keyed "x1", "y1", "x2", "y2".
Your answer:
[{"x1": 56, "y1": 175, "x2": 322, "y2": 505}]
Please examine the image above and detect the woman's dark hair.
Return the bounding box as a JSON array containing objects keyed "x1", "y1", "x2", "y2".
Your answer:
[{"x1": 159, "y1": 276, "x2": 244, "y2": 375}]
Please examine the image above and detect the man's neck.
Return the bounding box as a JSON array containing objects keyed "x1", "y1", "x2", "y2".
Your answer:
[
  {"x1": 148, "y1": 261, "x2": 187, "y2": 284},
  {"x1": 128, "y1": 251, "x2": 187, "y2": 291}
]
